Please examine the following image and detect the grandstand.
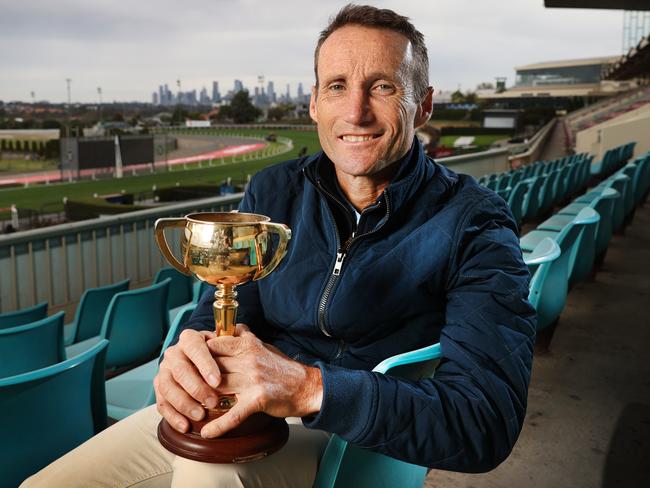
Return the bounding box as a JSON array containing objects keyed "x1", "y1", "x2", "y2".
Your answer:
[{"x1": 2, "y1": 2, "x2": 650, "y2": 487}]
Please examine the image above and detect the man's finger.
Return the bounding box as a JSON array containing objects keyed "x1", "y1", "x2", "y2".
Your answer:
[
  {"x1": 200, "y1": 399, "x2": 256, "y2": 438},
  {"x1": 157, "y1": 368, "x2": 208, "y2": 422},
  {"x1": 154, "y1": 376, "x2": 189, "y2": 433},
  {"x1": 178, "y1": 329, "x2": 222, "y2": 388},
  {"x1": 168, "y1": 358, "x2": 219, "y2": 409},
  {"x1": 205, "y1": 335, "x2": 243, "y2": 357},
  {"x1": 234, "y1": 323, "x2": 251, "y2": 335}
]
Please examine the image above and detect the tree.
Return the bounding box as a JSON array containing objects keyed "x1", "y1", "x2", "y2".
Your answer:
[
  {"x1": 171, "y1": 106, "x2": 188, "y2": 125},
  {"x1": 267, "y1": 104, "x2": 294, "y2": 121},
  {"x1": 229, "y1": 90, "x2": 261, "y2": 124}
]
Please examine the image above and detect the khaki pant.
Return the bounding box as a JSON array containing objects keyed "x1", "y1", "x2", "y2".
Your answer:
[{"x1": 21, "y1": 405, "x2": 329, "y2": 488}]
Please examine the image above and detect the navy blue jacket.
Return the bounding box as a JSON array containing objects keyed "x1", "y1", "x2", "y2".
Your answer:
[{"x1": 181, "y1": 140, "x2": 536, "y2": 472}]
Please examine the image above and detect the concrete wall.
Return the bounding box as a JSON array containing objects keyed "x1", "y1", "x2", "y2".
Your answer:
[
  {"x1": 576, "y1": 104, "x2": 650, "y2": 161},
  {"x1": 438, "y1": 148, "x2": 510, "y2": 178}
]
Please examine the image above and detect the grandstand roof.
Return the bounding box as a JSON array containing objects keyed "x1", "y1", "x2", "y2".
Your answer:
[
  {"x1": 604, "y1": 34, "x2": 650, "y2": 81},
  {"x1": 515, "y1": 56, "x2": 620, "y2": 72},
  {"x1": 480, "y1": 82, "x2": 633, "y2": 100},
  {"x1": 545, "y1": 0, "x2": 650, "y2": 9}
]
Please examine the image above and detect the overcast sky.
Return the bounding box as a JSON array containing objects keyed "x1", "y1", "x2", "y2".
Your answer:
[{"x1": 0, "y1": 0, "x2": 627, "y2": 103}]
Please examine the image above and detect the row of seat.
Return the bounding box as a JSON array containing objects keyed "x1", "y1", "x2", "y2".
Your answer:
[
  {"x1": 0, "y1": 268, "x2": 207, "y2": 486},
  {"x1": 477, "y1": 143, "x2": 635, "y2": 229},
  {"x1": 521, "y1": 150, "x2": 650, "y2": 346}
]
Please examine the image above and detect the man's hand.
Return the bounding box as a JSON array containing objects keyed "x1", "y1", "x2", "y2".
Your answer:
[
  {"x1": 153, "y1": 329, "x2": 222, "y2": 433},
  {"x1": 200, "y1": 324, "x2": 323, "y2": 438}
]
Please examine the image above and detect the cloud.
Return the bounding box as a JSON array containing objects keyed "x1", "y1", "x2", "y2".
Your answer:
[{"x1": 0, "y1": 0, "x2": 625, "y2": 103}]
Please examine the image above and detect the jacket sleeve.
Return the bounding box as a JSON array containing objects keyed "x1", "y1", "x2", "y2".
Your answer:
[
  {"x1": 170, "y1": 180, "x2": 275, "y2": 344},
  {"x1": 303, "y1": 194, "x2": 537, "y2": 472}
]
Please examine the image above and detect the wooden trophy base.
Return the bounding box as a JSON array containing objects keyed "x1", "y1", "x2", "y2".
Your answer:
[{"x1": 157, "y1": 410, "x2": 289, "y2": 464}]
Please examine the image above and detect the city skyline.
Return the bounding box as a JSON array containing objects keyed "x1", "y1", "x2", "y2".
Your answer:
[{"x1": 0, "y1": 0, "x2": 627, "y2": 103}]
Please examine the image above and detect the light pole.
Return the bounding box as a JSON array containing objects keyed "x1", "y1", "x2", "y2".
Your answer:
[{"x1": 97, "y1": 87, "x2": 103, "y2": 122}]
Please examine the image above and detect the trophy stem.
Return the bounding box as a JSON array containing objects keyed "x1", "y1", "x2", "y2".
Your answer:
[{"x1": 213, "y1": 283, "x2": 238, "y2": 337}]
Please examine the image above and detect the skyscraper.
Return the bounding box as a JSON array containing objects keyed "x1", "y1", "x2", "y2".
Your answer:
[
  {"x1": 297, "y1": 83, "x2": 304, "y2": 103},
  {"x1": 200, "y1": 87, "x2": 210, "y2": 105},
  {"x1": 286, "y1": 83, "x2": 291, "y2": 102},
  {"x1": 234, "y1": 79, "x2": 244, "y2": 93},
  {"x1": 267, "y1": 81, "x2": 276, "y2": 104},
  {"x1": 212, "y1": 81, "x2": 221, "y2": 103},
  {"x1": 152, "y1": 92, "x2": 159, "y2": 105}
]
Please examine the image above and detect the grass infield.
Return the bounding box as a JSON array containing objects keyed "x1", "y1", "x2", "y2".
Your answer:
[{"x1": 0, "y1": 129, "x2": 321, "y2": 218}]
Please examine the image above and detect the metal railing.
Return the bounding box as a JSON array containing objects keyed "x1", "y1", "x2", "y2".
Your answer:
[{"x1": 0, "y1": 194, "x2": 244, "y2": 314}]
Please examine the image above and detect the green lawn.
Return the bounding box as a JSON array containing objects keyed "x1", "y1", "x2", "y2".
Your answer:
[
  {"x1": 0, "y1": 129, "x2": 321, "y2": 217},
  {"x1": 0, "y1": 159, "x2": 58, "y2": 172}
]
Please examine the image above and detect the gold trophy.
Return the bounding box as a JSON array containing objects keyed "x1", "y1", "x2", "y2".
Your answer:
[{"x1": 154, "y1": 212, "x2": 291, "y2": 463}]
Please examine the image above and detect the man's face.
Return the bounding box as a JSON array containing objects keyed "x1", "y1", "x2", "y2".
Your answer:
[{"x1": 310, "y1": 25, "x2": 431, "y2": 178}]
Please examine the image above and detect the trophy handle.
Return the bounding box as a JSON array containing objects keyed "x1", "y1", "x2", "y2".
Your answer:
[
  {"x1": 254, "y1": 222, "x2": 291, "y2": 280},
  {"x1": 154, "y1": 217, "x2": 192, "y2": 276}
]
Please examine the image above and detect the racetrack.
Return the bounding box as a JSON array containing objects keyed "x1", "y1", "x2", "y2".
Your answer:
[{"x1": 0, "y1": 135, "x2": 267, "y2": 186}]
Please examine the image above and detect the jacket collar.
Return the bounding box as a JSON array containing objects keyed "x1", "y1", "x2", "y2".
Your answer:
[{"x1": 302, "y1": 136, "x2": 434, "y2": 217}]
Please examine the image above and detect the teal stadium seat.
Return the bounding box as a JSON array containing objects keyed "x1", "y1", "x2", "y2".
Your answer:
[
  {"x1": 522, "y1": 238, "x2": 561, "y2": 314},
  {"x1": 536, "y1": 208, "x2": 600, "y2": 287},
  {"x1": 519, "y1": 211, "x2": 590, "y2": 331},
  {"x1": 559, "y1": 187, "x2": 619, "y2": 264},
  {"x1": 0, "y1": 301, "x2": 48, "y2": 330},
  {"x1": 64, "y1": 279, "x2": 130, "y2": 346},
  {"x1": 522, "y1": 176, "x2": 545, "y2": 223},
  {"x1": 0, "y1": 340, "x2": 109, "y2": 487},
  {"x1": 313, "y1": 343, "x2": 441, "y2": 488},
  {"x1": 66, "y1": 279, "x2": 171, "y2": 372},
  {"x1": 154, "y1": 266, "x2": 194, "y2": 310},
  {"x1": 0, "y1": 311, "x2": 65, "y2": 378},
  {"x1": 507, "y1": 180, "x2": 530, "y2": 228},
  {"x1": 106, "y1": 303, "x2": 197, "y2": 420}
]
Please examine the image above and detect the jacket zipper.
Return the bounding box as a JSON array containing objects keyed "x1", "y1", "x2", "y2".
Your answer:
[
  {"x1": 303, "y1": 166, "x2": 393, "y2": 360},
  {"x1": 317, "y1": 189, "x2": 392, "y2": 346}
]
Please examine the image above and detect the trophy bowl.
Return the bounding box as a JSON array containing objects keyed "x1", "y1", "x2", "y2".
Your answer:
[{"x1": 154, "y1": 211, "x2": 291, "y2": 463}]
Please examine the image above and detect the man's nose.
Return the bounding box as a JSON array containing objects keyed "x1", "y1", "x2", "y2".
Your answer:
[{"x1": 343, "y1": 88, "x2": 372, "y2": 125}]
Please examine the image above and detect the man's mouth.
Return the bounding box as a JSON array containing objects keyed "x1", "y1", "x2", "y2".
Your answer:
[{"x1": 339, "y1": 134, "x2": 380, "y2": 142}]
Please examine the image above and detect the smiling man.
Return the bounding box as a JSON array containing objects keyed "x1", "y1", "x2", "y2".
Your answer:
[{"x1": 24, "y1": 5, "x2": 535, "y2": 488}]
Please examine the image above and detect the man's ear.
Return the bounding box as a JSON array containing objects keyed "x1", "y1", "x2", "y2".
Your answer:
[
  {"x1": 309, "y1": 85, "x2": 318, "y2": 124},
  {"x1": 414, "y1": 86, "x2": 434, "y2": 128}
]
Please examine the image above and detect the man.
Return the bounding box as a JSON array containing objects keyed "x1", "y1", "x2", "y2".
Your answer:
[{"x1": 24, "y1": 5, "x2": 535, "y2": 487}]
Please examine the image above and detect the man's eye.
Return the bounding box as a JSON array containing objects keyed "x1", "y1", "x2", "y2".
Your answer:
[
  {"x1": 328, "y1": 84, "x2": 344, "y2": 91},
  {"x1": 374, "y1": 84, "x2": 395, "y2": 93}
]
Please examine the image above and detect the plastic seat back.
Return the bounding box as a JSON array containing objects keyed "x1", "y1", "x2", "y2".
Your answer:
[
  {"x1": 0, "y1": 311, "x2": 65, "y2": 378},
  {"x1": 591, "y1": 188, "x2": 619, "y2": 256},
  {"x1": 522, "y1": 176, "x2": 545, "y2": 222},
  {"x1": 0, "y1": 339, "x2": 108, "y2": 487},
  {"x1": 607, "y1": 174, "x2": 629, "y2": 233},
  {"x1": 568, "y1": 208, "x2": 600, "y2": 286},
  {"x1": 101, "y1": 279, "x2": 171, "y2": 370},
  {"x1": 507, "y1": 180, "x2": 530, "y2": 228},
  {"x1": 620, "y1": 164, "x2": 638, "y2": 218},
  {"x1": 553, "y1": 165, "x2": 571, "y2": 204},
  {"x1": 537, "y1": 169, "x2": 558, "y2": 216},
  {"x1": 0, "y1": 302, "x2": 48, "y2": 330},
  {"x1": 70, "y1": 279, "x2": 130, "y2": 344},
  {"x1": 525, "y1": 238, "x2": 560, "y2": 313},
  {"x1": 154, "y1": 267, "x2": 194, "y2": 310},
  {"x1": 313, "y1": 343, "x2": 442, "y2": 488}
]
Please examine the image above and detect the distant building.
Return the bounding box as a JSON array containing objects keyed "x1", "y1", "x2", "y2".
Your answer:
[
  {"x1": 267, "y1": 81, "x2": 276, "y2": 104},
  {"x1": 152, "y1": 92, "x2": 159, "y2": 105},
  {"x1": 234, "y1": 79, "x2": 244, "y2": 93},
  {"x1": 212, "y1": 81, "x2": 221, "y2": 103},
  {"x1": 481, "y1": 56, "x2": 634, "y2": 102},
  {"x1": 297, "y1": 83, "x2": 304, "y2": 103},
  {"x1": 199, "y1": 87, "x2": 210, "y2": 105}
]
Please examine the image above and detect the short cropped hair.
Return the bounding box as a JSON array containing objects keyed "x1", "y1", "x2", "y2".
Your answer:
[{"x1": 314, "y1": 4, "x2": 430, "y2": 102}]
